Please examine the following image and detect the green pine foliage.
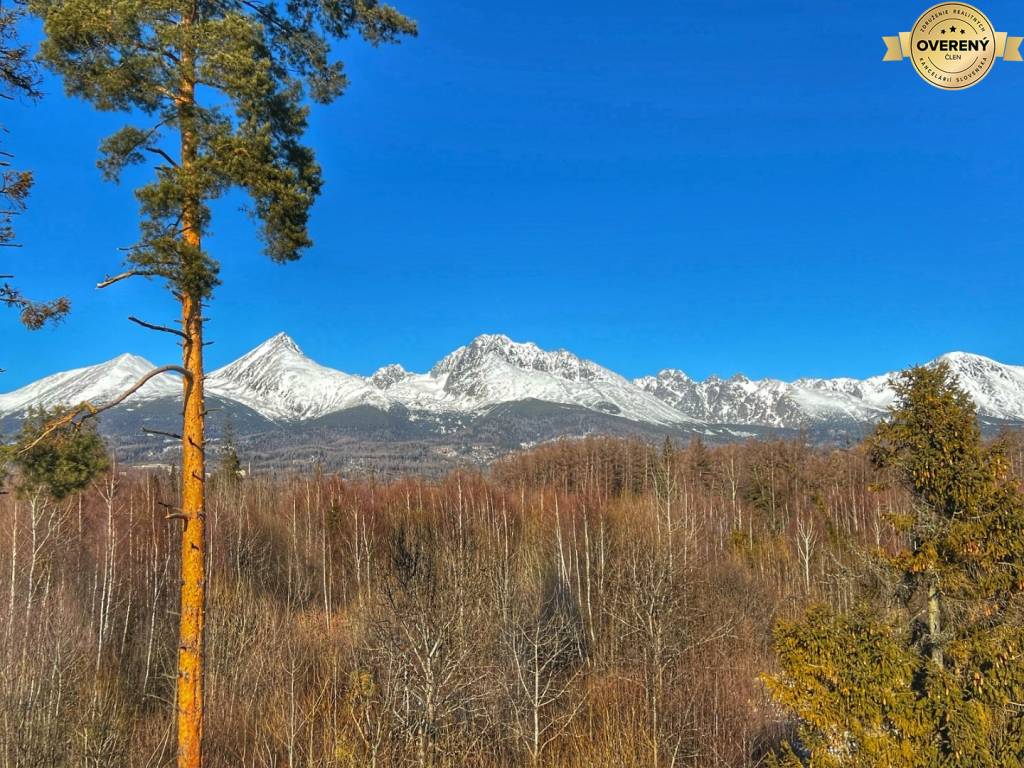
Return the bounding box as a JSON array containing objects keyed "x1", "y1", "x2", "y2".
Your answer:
[
  {"x1": 214, "y1": 419, "x2": 243, "y2": 483},
  {"x1": 0, "y1": 2, "x2": 70, "y2": 330},
  {"x1": 9, "y1": 407, "x2": 109, "y2": 499},
  {"x1": 766, "y1": 605, "x2": 937, "y2": 768},
  {"x1": 28, "y1": 0, "x2": 417, "y2": 298},
  {"x1": 23, "y1": 6, "x2": 415, "y2": 761},
  {"x1": 766, "y1": 363, "x2": 1024, "y2": 767},
  {"x1": 871, "y1": 364, "x2": 1024, "y2": 607}
]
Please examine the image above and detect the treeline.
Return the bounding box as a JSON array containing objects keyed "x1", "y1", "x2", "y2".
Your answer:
[{"x1": 1, "y1": 426, "x2": 960, "y2": 767}]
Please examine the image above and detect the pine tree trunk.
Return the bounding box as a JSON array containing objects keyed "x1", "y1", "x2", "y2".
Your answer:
[
  {"x1": 177, "y1": 287, "x2": 206, "y2": 768},
  {"x1": 176, "y1": 36, "x2": 207, "y2": 767},
  {"x1": 928, "y1": 579, "x2": 943, "y2": 670}
]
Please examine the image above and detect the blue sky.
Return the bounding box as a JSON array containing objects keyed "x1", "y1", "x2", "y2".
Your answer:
[{"x1": 2, "y1": 0, "x2": 1023, "y2": 388}]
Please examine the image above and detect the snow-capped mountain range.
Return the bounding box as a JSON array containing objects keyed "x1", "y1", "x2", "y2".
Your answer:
[
  {"x1": 633, "y1": 351, "x2": 1024, "y2": 429},
  {"x1": 2, "y1": 334, "x2": 1024, "y2": 434}
]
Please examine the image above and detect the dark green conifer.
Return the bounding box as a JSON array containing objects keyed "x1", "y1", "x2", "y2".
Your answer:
[
  {"x1": 9, "y1": 406, "x2": 109, "y2": 499},
  {"x1": 767, "y1": 363, "x2": 1024, "y2": 767},
  {"x1": 214, "y1": 418, "x2": 242, "y2": 483}
]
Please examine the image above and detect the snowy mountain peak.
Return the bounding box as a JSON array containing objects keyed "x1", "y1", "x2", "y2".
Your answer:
[
  {"x1": 371, "y1": 364, "x2": 410, "y2": 390},
  {"x1": 206, "y1": 335, "x2": 383, "y2": 422},
  {"x1": 433, "y1": 334, "x2": 606, "y2": 384},
  {"x1": 209, "y1": 334, "x2": 313, "y2": 384},
  {"x1": 238, "y1": 332, "x2": 304, "y2": 361},
  {"x1": 419, "y1": 334, "x2": 691, "y2": 425},
  {"x1": 91, "y1": 353, "x2": 159, "y2": 381},
  {"x1": 654, "y1": 369, "x2": 693, "y2": 383},
  {"x1": 633, "y1": 370, "x2": 693, "y2": 398},
  {"x1": 111, "y1": 352, "x2": 150, "y2": 368},
  {"x1": 935, "y1": 351, "x2": 1002, "y2": 371},
  {"x1": 433, "y1": 334, "x2": 531, "y2": 374},
  {"x1": 938, "y1": 350, "x2": 991, "y2": 362},
  {"x1": 469, "y1": 332, "x2": 517, "y2": 349},
  {"x1": 0, "y1": 353, "x2": 178, "y2": 416},
  {"x1": 927, "y1": 351, "x2": 1024, "y2": 421}
]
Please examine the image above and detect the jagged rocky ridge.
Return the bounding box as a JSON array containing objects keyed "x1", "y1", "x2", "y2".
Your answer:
[
  {"x1": 2, "y1": 335, "x2": 1022, "y2": 472},
  {"x1": 634, "y1": 351, "x2": 1024, "y2": 429}
]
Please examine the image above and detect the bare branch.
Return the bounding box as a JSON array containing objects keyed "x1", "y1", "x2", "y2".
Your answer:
[
  {"x1": 97, "y1": 269, "x2": 158, "y2": 289},
  {"x1": 128, "y1": 315, "x2": 187, "y2": 339},
  {"x1": 142, "y1": 427, "x2": 183, "y2": 440},
  {"x1": 143, "y1": 145, "x2": 179, "y2": 168},
  {"x1": 86, "y1": 365, "x2": 189, "y2": 417},
  {"x1": 17, "y1": 365, "x2": 191, "y2": 454}
]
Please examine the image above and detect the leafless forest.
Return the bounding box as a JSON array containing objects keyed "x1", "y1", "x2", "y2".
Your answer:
[{"x1": 5, "y1": 434, "x2": 1021, "y2": 767}]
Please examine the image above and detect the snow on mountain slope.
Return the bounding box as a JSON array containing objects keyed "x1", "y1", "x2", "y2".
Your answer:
[
  {"x1": 370, "y1": 364, "x2": 411, "y2": 390},
  {"x1": 635, "y1": 353, "x2": 1024, "y2": 428},
  {"x1": 633, "y1": 371, "x2": 803, "y2": 427},
  {"x1": 633, "y1": 369, "x2": 896, "y2": 428},
  {"x1": 205, "y1": 333, "x2": 387, "y2": 421},
  {"x1": 373, "y1": 334, "x2": 696, "y2": 425},
  {"x1": 202, "y1": 333, "x2": 695, "y2": 425},
  {"x1": 790, "y1": 375, "x2": 894, "y2": 423},
  {"x1": 0, "y1": 354, "x2": 180, "y2": 416},
  {"x1": 2, "y1": 333, "x2": 692, "y2": 426},
  {"x1": 4, "y1": 336, "x2": 1024, "y2": 432},
  {"x1": 936, "y1": 352, "x2": 1024, "y2": 420}
]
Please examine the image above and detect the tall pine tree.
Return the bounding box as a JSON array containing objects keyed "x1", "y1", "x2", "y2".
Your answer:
[
  {"x1": 767, "y1": 363, "x2": 1024, "y2": 767},
  {"x1": 27, "y1": 2, "x2": 415, "y2": 765}
]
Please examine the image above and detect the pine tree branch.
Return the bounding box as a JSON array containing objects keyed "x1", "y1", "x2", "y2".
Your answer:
[
  {"x1": 17, "y1": 365, "x2": 191, "y2": 454},
  {"x1": 143, "y1": 146, "x2": 179, "y2": 168},
  {"x1": 97, "y1": 269, "x2": 159, "y2": 289},
  {"x1": 128, "y1": 315, "x2": 188, "y2": 339},
  {"x1": 142, "y1": 427, "x2": 183, "y2": 440}
]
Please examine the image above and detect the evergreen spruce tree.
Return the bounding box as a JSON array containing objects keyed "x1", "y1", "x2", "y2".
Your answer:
[
  {"x1": 214, "y1": 417, "x2": 242, "y2": 483},
  {"x1": 766, "y1": 363, "x2": 1024, "y2": 767},
  {"x1": 26, "y1": 2, "x2": 415, "y2": 765}
]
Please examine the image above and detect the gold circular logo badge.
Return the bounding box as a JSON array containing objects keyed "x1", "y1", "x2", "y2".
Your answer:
[{"x1": 911, "y1": 3, "x2": 995, "y2": 89}]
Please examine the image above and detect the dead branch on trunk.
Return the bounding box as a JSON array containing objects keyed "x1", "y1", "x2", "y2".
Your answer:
[
  {"x1": 16, "y1": 365, "x2": 191, "y2": 454},
  {"x1": 96, "y1": 270, "x2": 160, "y2": 289},
  {"x1": 128, "y1": 315, "x2": 188, "y2": 340}
]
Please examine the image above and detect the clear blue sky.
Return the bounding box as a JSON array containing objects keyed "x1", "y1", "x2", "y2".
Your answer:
[{"x1": 2, "y1": 0, "x2": 1022, "y2": 388}]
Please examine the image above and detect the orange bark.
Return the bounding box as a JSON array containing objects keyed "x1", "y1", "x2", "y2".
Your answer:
[
  {"x1": 177, "y1": 287, "x2": 206, "y2": 768},
  {"x1": 176, "y1": 38, "x2": 206, "y2": 768}
]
